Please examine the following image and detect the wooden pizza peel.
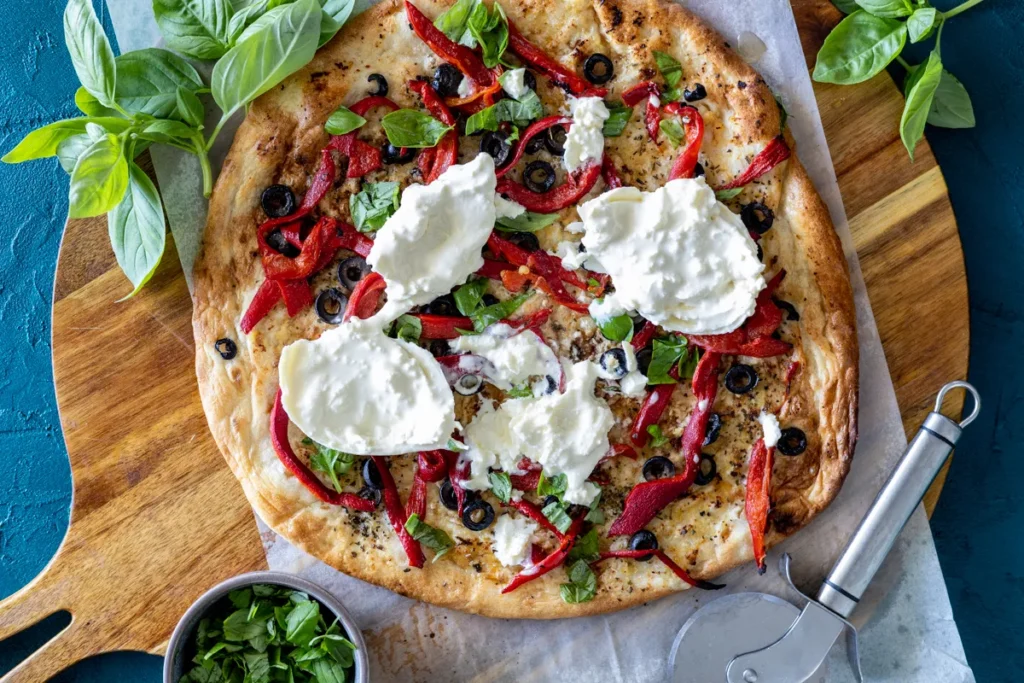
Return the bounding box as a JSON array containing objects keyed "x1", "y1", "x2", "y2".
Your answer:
[{"x1": 0, "y1": 1, "x2": 969, "y2": 679}]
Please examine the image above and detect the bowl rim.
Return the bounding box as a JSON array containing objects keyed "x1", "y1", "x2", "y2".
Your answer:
[{"x1": 162, "y1": 570, "x2": 369, "y2": 683}]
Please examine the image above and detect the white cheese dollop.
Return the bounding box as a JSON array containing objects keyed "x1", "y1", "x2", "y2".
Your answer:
[
  {"x1": 563, "y1": 96, "x2": 609, "y2": 172},
  {"x1": 449, "y1": 323, "x2": 560, "y2": 395},
  {"x1": 367, "y1": 154, "x2": 497, "y2": 322},
  {"x1": 492, "y1": 514, "x2": 537, "y2": 566},
  {"x1": 461, "y1": 361, "x2": 613, "y2": 504},
  {"x1": 494, "y1": 193, "x2": 526, "y2": 219},
  {"x1": 759, "y1": 412, "x2": 781, "y2": 449},
  {"x1": 279, "y1": 319, "x2": 456, "y2": 456},
  {"x1": 457, "y1": 75, "x2": 474, "y2": 99},
  {"x1": 578, "y1": 177, "x2": 766, "y2": 335},
  {"x1": 500, "y1": 68, "x2": 530, "y2": 100}
]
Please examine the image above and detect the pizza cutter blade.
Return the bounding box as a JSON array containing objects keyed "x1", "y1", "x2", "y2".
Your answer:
[{"x1": 669, "y1": 381, "x2": 980, "y2": 683}]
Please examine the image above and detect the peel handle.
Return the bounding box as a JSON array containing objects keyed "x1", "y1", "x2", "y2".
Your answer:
[{"x1": 816, "y1": 381, "x2": 980, "y2": 618}]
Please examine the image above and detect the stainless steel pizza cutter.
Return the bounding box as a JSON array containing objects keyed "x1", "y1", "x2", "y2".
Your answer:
[{"x1": 669, "y1": 380, "x2": 980, "y2": 683}]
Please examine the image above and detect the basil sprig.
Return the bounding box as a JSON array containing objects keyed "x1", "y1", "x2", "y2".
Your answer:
[
  {"x1": 349, "y1": 181, "x2": 399, "y2": 233},
  {"x1": 560, "y1": 559, "x2": 597, "y2": 604},
  {"x1": 303, "y1": 438, "x2": 355, "y2": 493},
  {"x1": 813, "y1": 0, "x2": 980, "y2": 159}
]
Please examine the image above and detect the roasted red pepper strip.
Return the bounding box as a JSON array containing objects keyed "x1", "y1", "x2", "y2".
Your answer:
[
  {"x1": 489, "y1": 233, "x2": 592, "y2": 306},
  {"x1": 717, "y1": 135, "x2": 792, "y2": 191},
  {"x1": 644, "y1": 98, "x2": 661, "y2": 143},
  {"x1": 343, "y1": 271, "x2": 386, "y2": 321},
  {"x1": 408, "y1": 80, "x2": 459, "y2": 183},
  {"x1": 631, "y1": 321, "x2": 657, "y2": 350},
  {"x1": 496, "y1": 116, "x2": 572, "y2": 179},
  {"x1": 601, "y1": 154, "x2": 623, "y2": 189},
  {"x1": 269, "y1": 390, "x2": 376, "y2": 511},
  {"x1": 504, "y1": 308, "x2": 552, "y2": 332},
  {"x1": 412, "y1": 313, "x2": 474, "y2": 339},
  {"x1": 496, "y1": 160, "x2": 602, "y2": 214},
  {"x1": 663, "y1": 103, "x2": 705, "y2": 180},
  {"x1": 241, "y1": 279, "x2": 283, "y2": 334},
  {"x1": 279, "y1": 279, "x2": 313, "y2": 316},
  {"x1": 745, "y1": 438, "x2": 774, "y2": 574},
  {"x1": 629, "y1": 383, "x2": 677, "y2": 448},
  {"x1": 688, "y1": 334, "x2": 791, "y2": 358},
  {"x1": 327, "y1": 221, "x2": 374, "y2": 260},
  {"x1": 477, "y1": 258, "x2": 516, "y2": 280},
  {"x1": 417, "y1": 450, "x2": 449, "y2": 482},
  {"x1": 508, "y1": 22, "x2": 602, "y2": 96},
  {"x1": 259, "y1": 216, "x2": 339, "y2": 281},
  {"x1": 256, "y1": 148, "x2": 336, "y2": 238},
  {"x1": 596, "y1": 550, "x2": 725, "y2": 590},
  {"x1": 407, "y1": 474, "x2": 428, "y2": 521},
  {"x1": 502, "y1": 516, "x2": 585, "y2": 594},
  {"x1": 372, "y1": 455, "x2": 426, "y2": 568},
  {"x1": 688, "y1": 272, "x2": 792, "y2": 357},
  {"x1": 623, "y1": 83, "x2": 662, "y2": 141},
  {"x1": 405, "y1": 0, "x2": 494, "y2": 87},
  {"x1": 509, "y1": 469, "x2": 541, "y2": 492},
  {"x1": 742, "y1": 270, "x2": 785, "y2": 337},
  {"x1": 327, "y1": 96, "x2": 402, "y2": 179},
  {"x1": 443, "y1": 67, "x2": 503, "y2": 108},
  {"x1": 506, "y1": 497, "x2": 563, "y2": 538}
]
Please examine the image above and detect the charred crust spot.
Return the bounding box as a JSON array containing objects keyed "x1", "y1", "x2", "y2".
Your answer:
[
  {"x1": 310, "y1": 71, "x2": 329, "y2": 80},
  {"x1": 610, "y1": 6, "x2": 623, "y2": 27},
  {"x1": 738, "y1": 80, "x2": 747, "y2": 90},
  {"x1": 640, "y1": 66, "x2": 656, "y2": 80},
  {"x1": 632, "y1": 13, "x2": 644, "y2": 27}
]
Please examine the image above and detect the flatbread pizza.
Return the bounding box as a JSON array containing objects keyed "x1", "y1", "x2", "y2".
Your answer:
[{"x1": 193, "y1": 0, "x2": 857, "y2": 618}]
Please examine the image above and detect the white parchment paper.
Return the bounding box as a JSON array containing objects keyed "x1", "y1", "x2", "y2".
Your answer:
[{"x1": 103, "y1": 0, "x2": 975, "y2": 679}]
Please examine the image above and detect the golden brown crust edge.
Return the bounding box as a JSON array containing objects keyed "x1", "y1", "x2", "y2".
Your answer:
[{"x1": 192, "y1": 0, "x2": 858, "y2": 619}]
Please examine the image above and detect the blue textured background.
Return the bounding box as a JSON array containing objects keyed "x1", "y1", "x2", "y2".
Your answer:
[{"x1": 0, "y1": 1, "x2": 1021, "y2": 681}]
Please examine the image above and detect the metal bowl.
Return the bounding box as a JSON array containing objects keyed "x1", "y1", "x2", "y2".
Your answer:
[{"x1": 163, "y1": 571, "x2": 369, "y2": 683}]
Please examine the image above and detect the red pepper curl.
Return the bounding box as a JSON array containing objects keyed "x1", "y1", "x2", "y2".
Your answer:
[
  {"x1": 496, "y1": 160, "x2": 602, "y2": 215},
  {"x1": 596, "y1": 549, "x2": 724, "y2": 590},
  {"x1": 372, "y1": 455, "x2": 427, "y2": 568},
  {"x1": 343, "y1": 271, "x2": 386, "y2": 322},
  {"x1": 717, "y1": 135, "x2": 791, "y2": 191},
  {"x1": 623, "y1": 82, "x2": 662, "y2": 142},
  {"x1": 631, "y1": 321, "x2": 658, "y2": 351},
  {"x1": 507, "y1": 22, "x2": 604, "y2": 96},
  {"x1": 502, "y1": 516, "x2": 585, "y2": 594},
  {"x1": 744, "y1": 438, "x2": 774, "y2": 574},
  {"x1": 663, "y1": 103, "x2": 705, "y2": 180}
]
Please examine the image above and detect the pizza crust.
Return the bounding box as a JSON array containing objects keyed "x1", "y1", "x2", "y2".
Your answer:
[{"x1": 193, "y1": 0, "x2": 858, "y2": 618}]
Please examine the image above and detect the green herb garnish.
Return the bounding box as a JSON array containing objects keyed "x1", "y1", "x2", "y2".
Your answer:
[
  {"x1": 646, "y1": 424, "x2": 670, "y2": 448},
  {"x1": 602, "y1": 101, "x2": 633, "y2": 136},
  {"x1": 488, "y1": 471, "x2": 513, "y2": 503},
  {"x1": 303, "y1": 438, "x2": 355, "y2": 493},
  {"x1": 349, "y1": 181, "x2": 399, "y2": 233},
  {"x1": 495, "y1": 211, "x2": 560, "y2": 233},
  {"x1": 324, "y1": 104, "x2": 366, "y2": 135},
  {"x1": 542, "y1": 499, "x2": 572, "y2": 534},
  {"x1": 405, "y1": 513, "x2": 455, "y2": 561},
  {"x1": 559, "y1": 559, "x2": 597, "y2": 604}
]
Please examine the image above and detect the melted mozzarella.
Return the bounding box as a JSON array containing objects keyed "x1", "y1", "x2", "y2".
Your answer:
[
  {"x1": 563, "y1": 96, "x2": 609, "y2": 172},
  {"x1": 759, "y1": 412, "x2": 781, "y2": 448},
  {"x1": 492, "y1": 514, "x2": 537, "y2": 566},
  {"x1": 449, "y1": 324, "x2": 560, "y2": 395},
  {"x1": 279, "y1": 320, "x2": 456, "y2": 456},
  {"x1": 367, "y1": 154, "x2": 497, "y2": 322},
  {"x1": 578, "y1": 177, "x2": 766, "y2": 335}
]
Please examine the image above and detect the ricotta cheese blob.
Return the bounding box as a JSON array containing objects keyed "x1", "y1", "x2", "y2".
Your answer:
[
  {"x1": 278, "y1": 319, "x2": 456, "y2": 456},
  {"x1": 449, "y1": 324, "x2": 560, "y2": 395},
  {"x1": 494, "y1": 193, "x2": 526, "y2": 220},
  {"x1": 759, "y1": 411, "x2": 782, "y2": 448},
  {"x1": 563, "y1": 96, "x2": 610, "y2": 172},
  {"x1": 368, "y1": 154, "x2": 497, "y2": 322},
  {"x1": 492, "y1": 514, "x2": 537, "y2": 566},
  {"x1": 500, "y1": 68, "x2": 529, "y2": 100},
  {"x1": 457, "y1": 76, "x2": 474, "y2": 99},
  {"x1": 461, "y1": 361, "x2": 613, "y2": 504},
  {"x1": 578, "y1": 177, "x2": 766, "y2": 335}
]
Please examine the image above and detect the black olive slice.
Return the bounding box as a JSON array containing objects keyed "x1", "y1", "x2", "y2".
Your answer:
[
  {"x1": 439, "y1": 479, "x2": 459, "y2": 511},
  {"x1": 583, "y1": 53, "x2": 614, "y2": 84},
  {"x1": 428, "y1": 339, "x2": 450, "y2": 358},
  {"x1": 741, "y1": 202, "x2": 775, "y2": 235},
  {"x1": 358, "y1": 485, "x2": 382, "y2": 508},
  {"x1": 525, "y1": 134, "x2": 546, "y2": 155},
  {"x1": 544, "y1": 125, "x2": 567, "y2": 156},
  {"x1": 504, "y1": 231, "x2": 540, "y2": 252},
  {"x1": 427, "y1": 294, "x2": 458, "y2": 316},
  {"x1": 724, "y1": 364, "x2": 759, "y2": 394},
  {"x1": 480, "y1": 131, "x2": 513, "y2": 167},
  {"x1": 382, "y1": 143, "x2": 415, "y2": 164},
  {"x1": 214, "y1": 338, "x2": 237, "y2": 360},
  {"x1": 628, "y1": 530, "x2": 658, "y2": 561},
  {"x1": 523, "y1": 70, "x2": 537, "y2": 92},
  {"x1": 432, "y1": 63, "x2": 463, "y2": 97},
  {"x1": 537, "y1": 375, "x2": 558, "y2": 395},
  {"x1": 362, "y1": 458, "x2": 383, "y2": 490},
  {"x1": 635, "y1": 347, "x2": 653, "y2": 375},
  {"x1": 524, "y1": 160, "x2": 556, "y2": 193},
  {"x1": 265, "y1": 229, "x2": 300, "y2": 258},
  {"x1": 642, "y1": 456, "x2": 675, "y2": 481},
  {"x1": 481, "y1": 293, "x2": 500, "y2": 307},
  {"x1": 773, "y1": 298, "x2": 800, "y2": 321},
  {"x1": 694, "y1": 454, "x2": 717, "y2": 486},
  {"x1": 261, "y1": 184, "x2": 296, "y2": 218},
  {"x1": 454, "y1": 374, "x2": 485, "y2": 396},
  {"x1": 776, "y1": 427, "x2": 807, "y2": 456},
  {"x1": 599, "y1": 348, "x2": 629, "y2": 378},
  {"x1": 703, "y1": 413, "x2": 722, "y2": 446},
  {"x1": 367, "y1": 73, "x2": 388, "y2": 97},
  {"x1": 683, "y1": 83, "x2": 707, "y2": 103},
  {"x1": 462, "y1": 498, "x2": 495, "y2": 531},
  {"x1": 315, "y1": 288, "x2": 349, "y2": 325},
  {"x1": 338, "y1": 256, "x2": 371, "y2": 291},
  {"x1": 693, "y1": 162, "x2": 706, "y2": 178}
]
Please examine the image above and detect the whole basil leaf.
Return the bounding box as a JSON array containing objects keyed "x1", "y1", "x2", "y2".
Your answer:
[
  {"x1": 324, "y1": 104, "x2": 367, "y2": 135},
  {"x1": 113, "y1": 48, "x2": 204, "y2": 119},
  {"x1": 602, "y1": 102, "x2": 633, "y2": 136},
  {"x1": 404, "y1": 514, "x2": 455, "y2": 561},
  {"x1": 2, "y1": 118, "x2": 100, "y2": 163},
  {"x1": 68, "y1": 133, "x2": 128, "y2": 219},
  {"x1": 900, "y1": 50, "x2": 943, "y2": 160},
  {"x1": 176, "y1": 87, "x2": 206, "y2": 126},
  {"x1": 109, "y1": 163, "x2": 167, "y2": 298},
  {"x1": 596, "y1": 313, "x2": 633, "y2": 342},
  {"x1": 349, "y1": 181, "x2": 399, "y2": 232},
  {"x1": 928, "y1": 69, "x2": 975, "y2": 129},
  {"x1": 308, "y1": 658, "x2": 348, "y2": 683},
  {"x1": 139, "y1": 118, "x2": 200, "y2": 144},
  {"x1": 907, "y1": 7, "x2": 939, "y2": 43},
  {"x1": 64, "y1": 0, "x2": 117, "y2": 108},
  {"x1": 833, "y1": 0, "x2": 861, "y2": 13},
  {"x1": 565, "y1": 527, "x2": 600, "y2": 564},
  {"x1": 153, "y1": 0, "x2": 234, "y2": 60},
  {"x1": 212, "y1": 0, "x2": 322, "y2": 130},
  {"x1": 56, "y1": 134, "x2": 92, "y2": 174},
  {"x1": 812, "y1": 11, "x2": 907, "y2": 85},
  {"x1": 495, "y1": 211, "x2": 558, "y2": 233},
  {"x1": 74, "y1": 87, "x2": 119, "y2": 117},
  {"x1": 381, "y1": 109, "x2": 453, "y2": 148},
  {"x1": 854, "y1": 0, "x2": 912, "y2": 19},
  {"x1": 435, "y1": 0, "x2": 477, "y2": 43},
  {"x1": 646, "y1": 337, "x2": 688, "y2": 385},
  {"x1": 453, "y1": 278, "x2": 488, "y2": 315},
  {"x1": 223, "y1": 608, "x2": 268, "y2": 641},
  {"x1": 318, "y1": 0, "x2": 356, "y2": 46},
  {"x1": 284, "y1": 600, "x2": 320, "y2": 646}
]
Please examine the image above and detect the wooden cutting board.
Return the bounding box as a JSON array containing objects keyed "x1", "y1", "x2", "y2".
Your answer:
[{"x1": 0, "y1": 2, "x2": 969, "y2": 680}]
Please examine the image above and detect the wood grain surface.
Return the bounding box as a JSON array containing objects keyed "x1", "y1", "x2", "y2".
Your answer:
[{"x1": 0, "y1": 2, "x2": 969, "y2": 679}]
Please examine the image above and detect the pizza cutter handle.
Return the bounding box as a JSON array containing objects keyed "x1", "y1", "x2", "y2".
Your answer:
[{"x1": 816, "y1": 381, "x2": 980, "y2": 618}]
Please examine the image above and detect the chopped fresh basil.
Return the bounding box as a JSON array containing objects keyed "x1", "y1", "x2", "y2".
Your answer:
[
  {"x1": 453, "y1": 277, "x2": 488, "y2": 316},
  {"x1": 405, "y1": 513, "x2": 455, "y2": 561},
  {"x1": 542, "y1": 499, "x2": 573, "y2": 534},
  {"x1": 596, "y1": 311, "x2": 634, "y2": 343},
  {"x1": 468, "y1": 292, "x2": 532, "y2": 333},
  {"x1": 566, "y1": 527, "x2": 600, "y2": 564},
  {"x1": 495, "y1": 210, "x2": 559, "y2": 233},
  {"x1": 602, "y1": 102, "x2": 633, "y2": 136},
  {"x1": 653, "y1": 49, "x2": 683, "y2": 102},
  {"x1": 488, "y1": 471, "x2": 512, "y2": 503},
  {"x1": 394, "y1": 314, "x2": 422, "y2": 343},
  {"x1": 559, "y1": 559, "x2": 597, "y2": 604},
  {"x1": 679, "y1": 345, "x2": 701, "y2": 380},
  {"x1": 506, "y1": 383, "x2": 533, "y2": 398},
  {"x1": 465, "y1": 89, "x2": 543, "y2": 134},
  {"x1": 381, "y1": 109, "x2": 453, "y2": 148},
  {"x1": 179, "y1": 584, "x2": 358, "y2": 683},
  {"x1": 659, "y1": 118, "x2": 686, "y2": 147},
  {"x1": 447, "y1": 438, "x2": 469, "y2": 452},
  {"x1": 646, "y1": 336, "x2": 690, "y2": 385},
  {"x1": 466, "y1": 1, "x2": 509, "y2": 68},
  {"x1": 536, "y1": 471, "x2": 567, "y2": 500},
  {"x1": 715, "y1": 187, "x2": 745, "y2": 201},
  {"x1": 349, "y1": 181, "x2": 399, "y2": 233},
  {"x1": 324, "y1": 104, "x2": 366, "y2": 135},
  {"x1": 646, "y1": 424, "x2": 670, "y2": 448},
  {"x1": 303, "y1": 438, "x2": 355, "y2": 493},
  {"x1": 434, "y1": 0, "x2": 477, "y2": 43}
]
